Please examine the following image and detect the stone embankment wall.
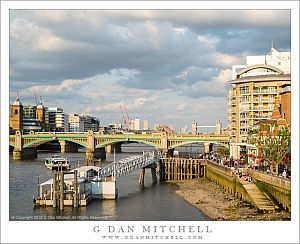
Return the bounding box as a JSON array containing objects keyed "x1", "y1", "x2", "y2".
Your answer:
[
  {"x1": 206, "y1": 161, "x2": 255, "y2": 206},
  {"x1": 251, "y1": 170, "x2": 291, "y2": 212}
]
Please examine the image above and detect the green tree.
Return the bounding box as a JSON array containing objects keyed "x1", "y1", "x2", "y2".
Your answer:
[
  {"x1": 216, "y1": 146, "x2": 230, "y2": 158},
  {"x1": 248, "y1": 121, "x2": 290, "y2": 175}
]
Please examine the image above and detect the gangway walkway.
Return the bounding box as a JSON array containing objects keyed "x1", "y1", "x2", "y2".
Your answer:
[{"x1": 97, "y1": 151, "x2": 160, "y2": 180}]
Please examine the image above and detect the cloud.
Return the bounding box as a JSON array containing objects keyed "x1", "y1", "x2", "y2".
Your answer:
[
  {"x1": 176, "y1": 103, "x2": 188, "y2": 112},
  {"x1": 9, "y1": 9, "x2": 291, "y2": 130},
  {"x1": 180, "y1": 68, "x2": 232, "y2": 98}
]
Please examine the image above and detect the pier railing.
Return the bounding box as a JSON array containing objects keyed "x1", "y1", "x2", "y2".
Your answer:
[{"x1": 98, "y1": 151, "x2": 160, "y2": 179}]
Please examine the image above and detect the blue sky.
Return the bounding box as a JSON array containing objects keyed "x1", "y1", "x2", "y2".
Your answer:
[{"x1": 9, "y1": 9, "x2": 291, "y2": 131}]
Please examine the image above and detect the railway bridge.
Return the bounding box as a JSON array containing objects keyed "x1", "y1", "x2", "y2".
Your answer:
[{"x1": 9, "y1": 131, "x2": 229, "y2": 162}]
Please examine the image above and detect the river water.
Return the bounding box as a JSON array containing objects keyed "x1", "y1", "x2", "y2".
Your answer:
[{"x1": 9, "y1": 143, "x2": 208, "y2": 221}]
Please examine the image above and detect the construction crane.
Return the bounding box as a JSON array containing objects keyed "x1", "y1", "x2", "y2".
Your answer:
[
  {"x1": 120, "y1": 105, "x2": 128, "y2": 130},
  {"x1": 33, "y1": 88, "x2": 38, "y2": 106},
  {"x1": 124, "y1": 105, "x2": 130, "y2": 126}
]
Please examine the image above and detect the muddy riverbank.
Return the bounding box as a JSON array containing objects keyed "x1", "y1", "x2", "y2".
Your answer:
[{"x1": 175, "y1": 178, "x2": 291, "y2": 221}]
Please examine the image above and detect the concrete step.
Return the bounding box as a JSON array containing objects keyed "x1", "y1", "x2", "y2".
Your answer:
[{"x1": 241, "y1": 180, "x2": 277, "y2": 211}]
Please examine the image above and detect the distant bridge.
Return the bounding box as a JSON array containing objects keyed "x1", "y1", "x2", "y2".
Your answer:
[{"x1": 10, "y1": 131, "x2": 229, "y2": 161}]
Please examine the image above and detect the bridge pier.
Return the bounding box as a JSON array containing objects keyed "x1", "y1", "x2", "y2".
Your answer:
[
  {"x1": 106, "y1": 143, "x2": 122, "y2": 154},
  {"x1": 138, "y1": 163, "x2": 158, "y2": 186},
  {"x1": 12, "y1": 131, "x2": 37, "y2": 160},
  {"x1": 13, "y1": 149, "x2": 22, "y2": 160},
  {"x1": 86, "y1": 148, "x2": 106, "y2": 165},
  {"x1": 204, "y1": 143, "x2": 213, "y2": 154},
  {"x1": 13, "y1": 148, "x2": 37, "y2": 160},
  {"x1": 94, "y1": 148, "x2": 106, "y2": 160},
  {"x1": 86, "y1": 149, "x2": 94, "y2": 164},
  {"x1": 59, "y1": 140, "x2": 79, "y2": 153}
]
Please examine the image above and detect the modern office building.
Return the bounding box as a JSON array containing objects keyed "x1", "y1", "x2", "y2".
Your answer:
[
  {"x1": 228, "y1": 47, "x2": 291, "y2": 158},
  {"x1": 81, "y1": 115, "x2": 100, "y2": 132},
  {"x1": 68, "y1": 113, "x2": 84, "y2": 132},
  {"x1": 129, "y1": 119, "x2": 134, "y2": 130},
  {"x1": 45, "y1": 107, "x2": 68, "y2": 132},
  {"x1": 134, "y1": 118, "x2": 140, "y2": 130},
  {"x1": 143, "y1": 120, "x2": 149, "y2": 130},
  {"x1": 23, "y1": 105, "x2": 36, "y2": 119}
]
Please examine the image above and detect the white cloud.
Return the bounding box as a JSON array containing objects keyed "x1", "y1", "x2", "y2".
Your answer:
[
  {"x1": 9, "y1": 9, "x2": 290, "y2": 130},
  {"x1": 197, "y1": 35, "x2": 216, "y2": 49},
  {"x1": 176, "y1": 103, "x2": 188, "y2": 112},
  {"x1": 11, "y1": 18, "x2": 65, "y2": 52},
  {"x1": 173, "y1": 27, "x2": 186, "y2": 34}
]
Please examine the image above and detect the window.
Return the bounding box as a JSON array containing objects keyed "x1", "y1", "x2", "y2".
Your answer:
[
  {"x1": 14, "y1": 109, "x2": 18, "y2": 115},
  {"x1": 239, "y1": 86, "x2": 249, "y2": 94}
]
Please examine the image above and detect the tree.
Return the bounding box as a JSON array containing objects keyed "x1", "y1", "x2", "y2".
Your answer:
[
  {"x1": 248, "y1": 121, "x2": 290, "y2": 175},
  {"x1": 216, "y1": 146, "x2": 230, "y2": 158}
]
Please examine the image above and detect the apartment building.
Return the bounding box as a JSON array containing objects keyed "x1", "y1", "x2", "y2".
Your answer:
[{"x1": 228, "y1": 48, "x2": 291, "y2": 158}]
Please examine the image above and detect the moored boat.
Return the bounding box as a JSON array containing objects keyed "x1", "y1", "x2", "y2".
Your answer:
[{"x1": 44, "y1": 155, "x2": 70, "y2": 171}]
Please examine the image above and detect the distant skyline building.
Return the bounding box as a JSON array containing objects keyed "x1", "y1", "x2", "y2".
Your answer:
[
  {"x1": 134, "y1": 118, "x2": 140, "y2": 130},
  {"x1": 68, "y1": 113, "x2": 84, "y2": 132},
  {"x1": 216, "y1": 121, "x2": 222, "y2": 135},
  {"x1": 9, "y1": 95, "x2": 23, "y2": 132},
  {"x1": 129, "y1": 119, "x2": 134, "y2": 130},
  {"x1": 192, "y1": 120, "x2": 197, "y2": 134},
  {"x1": 9, "y1": 96, "x2": 46, "y2": 133},
  {"x1": 180, "y1": 125, "x2": 188, "y2": 134},
  {"x1": 45, "y1": 107, "x2": 68, "y2": 132},
  {"x1": 143, "y1": 120, "x2": 149, "y2": 130},
  {"x1": 81, "y1": 115, "x2": 100, "y2": 132}
]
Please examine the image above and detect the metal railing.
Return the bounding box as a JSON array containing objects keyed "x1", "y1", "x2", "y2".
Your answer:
[{"x1": 97, "y1": 151, "x2": 160, "y2": 179}]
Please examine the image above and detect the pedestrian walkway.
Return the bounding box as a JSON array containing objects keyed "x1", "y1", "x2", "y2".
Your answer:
[{"x1": 239, "y1": 177, "x2": 278, "y2": 211}]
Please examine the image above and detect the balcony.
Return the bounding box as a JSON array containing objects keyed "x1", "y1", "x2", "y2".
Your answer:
[
  {"x1": 253, "y1": 98, "x2": 275, "y2": 103},
  {"x1": 240, "y1": 123, "x2": 250, "y2": 129},
  {"x1": 252, "y1": 89, "x2": 277, "y2": 94},
  {"x1": 252, "y1": 106, "x2": 273, "y2": 111},
  {"x1": 240, "y1": 106, "x2": 273, "y2": 112},
  {"x1": 239, "y1": 90, "x2": 250, "y2": 95}
]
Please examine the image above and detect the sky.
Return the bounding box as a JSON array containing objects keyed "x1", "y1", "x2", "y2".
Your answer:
[{"x1": 9, "y1": 9, "x2": 291, "y2": 131}]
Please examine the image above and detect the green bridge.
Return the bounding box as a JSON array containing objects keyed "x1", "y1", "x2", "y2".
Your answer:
[{"x1": 9, "y1": 131, "x2": 229, "y2": 161}]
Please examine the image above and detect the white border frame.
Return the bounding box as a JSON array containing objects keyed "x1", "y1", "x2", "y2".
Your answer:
[{"x1": 1, "y1": 1, "x2": 299, "y2": 243}]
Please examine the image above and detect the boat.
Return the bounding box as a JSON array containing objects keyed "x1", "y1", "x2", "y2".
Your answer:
[{"x1": 44, "y1": 155, "x2": 70, "y2": 171}]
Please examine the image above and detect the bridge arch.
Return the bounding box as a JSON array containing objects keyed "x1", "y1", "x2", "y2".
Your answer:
[
  {"x1": 95, "y1": 139, "x2": 157, "y2": 149},
  {"x1": 170, "y1": 141, "x2": 205, "y2": 150},
  {"x1": 169, "y1": 140, "x2": 229, "y2": 150},
  {"x1": 23, "y1": 138, "x2": 87, "y2": 149}
]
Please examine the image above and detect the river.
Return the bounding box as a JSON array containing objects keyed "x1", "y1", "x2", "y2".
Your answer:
[{"x1": 9, "y1": 143, "x2": 208, "y2": 221}]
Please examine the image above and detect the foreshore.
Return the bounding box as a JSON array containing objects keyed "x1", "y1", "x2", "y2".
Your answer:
[{"x1": 174, "y1": 178, "x2": 291, "y2": 221}]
